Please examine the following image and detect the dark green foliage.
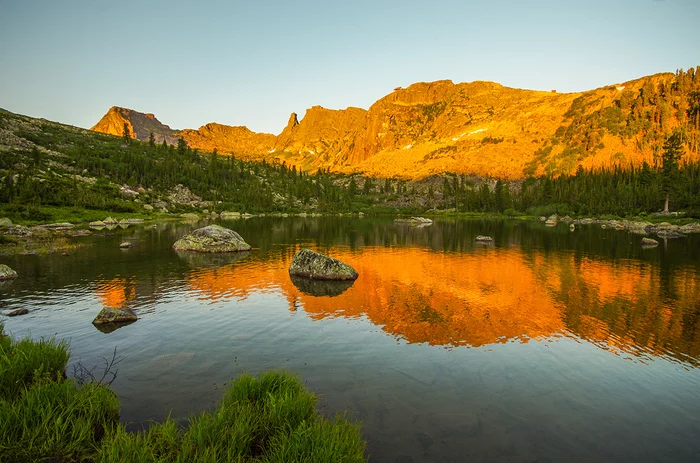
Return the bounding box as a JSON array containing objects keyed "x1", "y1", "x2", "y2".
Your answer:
[
  {"x1": 122, "y1": 123, "x2": 130, "y2": 144},
  {"x1": 662, "y1": 130, "x2": 683, "y2": 211}
]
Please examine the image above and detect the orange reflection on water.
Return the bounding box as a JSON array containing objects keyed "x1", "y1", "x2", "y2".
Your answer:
[
  {"x1": 96, "y1": 278, "x2": 135, "y2": 308},
  {"x1": 184, "y1": 247, "x2": 566, "y2": 348}
]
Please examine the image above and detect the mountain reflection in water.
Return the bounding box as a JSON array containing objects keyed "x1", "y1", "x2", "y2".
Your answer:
[{"x1": 180, "y1": 245, "x2": 699, "y2": 366}]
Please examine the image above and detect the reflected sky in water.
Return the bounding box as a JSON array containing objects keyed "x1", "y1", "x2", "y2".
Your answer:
[{"x1": 1, "y1": 217, "x2": 699, "y2": 462}]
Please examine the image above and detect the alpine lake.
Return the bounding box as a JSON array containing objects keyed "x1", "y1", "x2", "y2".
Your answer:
[{"x1": 1, "y1": 216, "x2": 699, "y2": 463}]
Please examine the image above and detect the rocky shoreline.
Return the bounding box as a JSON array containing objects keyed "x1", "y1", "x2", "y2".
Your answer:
[{"x1": 539, "y1": 214, "x2": 700, "y2": 238}]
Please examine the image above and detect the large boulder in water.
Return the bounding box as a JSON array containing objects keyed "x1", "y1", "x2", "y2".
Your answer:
[
  {"x1": 172, "y1": 225, "x2": 251, "y2": 253},
  {"x1": 0, "y1": 264, "x2": 18, "y2": 281},
  {"x1": 92, "y1": 307, "x2": 137, "y2": 325},
  {"x1": 289, "y1": 249, "x2": 358, "y2": 281}
]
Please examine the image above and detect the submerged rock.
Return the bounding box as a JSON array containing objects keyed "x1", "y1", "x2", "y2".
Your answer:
[
  {"x1": 641, "y1": 237, "x2": 659, "y2": 247},
  {"x1": 103, "y1": 217, "x2": 118, "y2": 224},
  {"x1": 119, "y1": 241, "x2": 134, "y2": 249},
  {"x1": 290, "y1": 275, "x2": 355, "y2": 297},
  {"x1": 92, "y1": 307, "x2": 137, "y2": 325},
  {"x1": 172, "y1": 225, "x2": 251, "y2": 253},
  {"x1": 289, "y1": 249, "x2": 358, "y2": 281},
  {"x1": 0, "y1": 264, "x2": 18, "y2": 280},
  {"x1": 475, "y1": 235, "x2": 494, "y2": 243},
  {"x1": 42, "y1": 222, "x2": 74, "y2": 229},
  {"x1": 7, "y1": 308, "x2": 28, "y2": 317}
]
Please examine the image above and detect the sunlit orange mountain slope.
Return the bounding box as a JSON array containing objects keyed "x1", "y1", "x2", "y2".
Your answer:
[{"x1": 92, "y1": 67, "x2": 700, "y2": 179}]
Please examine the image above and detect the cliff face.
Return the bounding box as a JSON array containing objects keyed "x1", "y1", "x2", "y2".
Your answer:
[
  {"x1": 178, "y1": 123, "x2": 275, "y2": 160},
  {"x1": 91, "y1": 68, "x2": 700, "y2": 179},
  {"x1": 90, "y1": 106, "x2": 178, "y2": 145}
]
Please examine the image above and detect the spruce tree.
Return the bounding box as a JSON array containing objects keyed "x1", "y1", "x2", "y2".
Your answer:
[{"x1": 662, "y1": 131, "x2": 683, "y2": 213}]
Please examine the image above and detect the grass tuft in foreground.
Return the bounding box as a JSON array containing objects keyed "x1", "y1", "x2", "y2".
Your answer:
[
  {"x1": 0, "y1": 324, "x2": 368, "y2": 462},
  {"x1": 97, "y1": 370, "x2": 367, "y2": 463},
  {"x1": 0, "y1": 323, "x2": 120, "y2": 462}
]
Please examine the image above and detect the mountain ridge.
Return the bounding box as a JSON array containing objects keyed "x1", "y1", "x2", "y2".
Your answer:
[{"x1": 91, "y1": 68, "x2": 700, "y2": 179}]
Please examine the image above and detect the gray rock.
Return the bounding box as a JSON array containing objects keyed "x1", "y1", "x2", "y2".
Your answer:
[
  {"x1": 0, "y1": 264, "x2": 18, "y2": 280},
  {"x1": 394, "y1": 217, "x2": 433, "y2": 225},
  {"x1": 119, "y1": 242, "x2": 134, "y2": 249},
  {"x1": 6, "y1": 225, "x2": 32, "y2": 236},
  {"x1": 641, "y1": 237, "x2": 659, "y2": 247},
  {"x1": 679, "y1": 223, "x2": 700, "y2": 234},
  {"x1": 7, "y1": 308, "x2": 28, "y2": 317},
  {"x1": 289, "y1": 249, "x2": 358, "y2": 281},
  {"x1": 545, "y1": 214, "x2": 558, "y2": 226},
  {"x1": 172, "y1": 225, "x2": 251, "y2": 253},
  {"x1": 656, "y1": 230, "x2": 685, "y2": 239},
  {"x1": 475, "y1": 235, "x2": 494, "y2": 242},
  {"x1": 103, "y1": 216, "x2": 118, "y2": 224},
  {"x1": 569, "y1": 224, "x2": 575, "y2": 231},
  {"x1": 143, "y1": 204, "x2": 154, "y2": 211},
  {"x1": 92, "y1": 307, "x2": 137, "y2": 325}
]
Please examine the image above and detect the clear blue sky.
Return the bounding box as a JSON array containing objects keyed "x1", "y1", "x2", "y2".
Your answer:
[{"x1": 1, "y1": 0, "x2": 698, "y2": 135}]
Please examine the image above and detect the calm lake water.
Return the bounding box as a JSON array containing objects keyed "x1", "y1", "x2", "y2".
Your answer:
[{"x1": 2, "y1": 217, "x2": 700, "y2": 462}]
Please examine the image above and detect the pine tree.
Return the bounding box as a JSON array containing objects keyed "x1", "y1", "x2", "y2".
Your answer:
[
  {"x1": 122, "y1": 123, "x2": 131, "y2": 144},
  {"x1": 662, "y1": 131, "x2": 683, "y2": 213}
]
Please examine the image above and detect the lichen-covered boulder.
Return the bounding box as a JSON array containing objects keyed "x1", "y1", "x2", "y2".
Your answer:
[
  {"x1": 103, "y1": 217, "x2": 118, "y2": 224},
  {"x1": 89, "y1": 221, "x2": 106, "y2": 227},
  {"x1": 92, "y1": 307, "x2": 137, "y2": 325},
  {"x1": 475, "y1": 235, "x2": 493, "y2": 243},
  {"x1": 0, "y1": 264, "x2": 18, "y2": 281},
  {"x1": 0, "y1": 218, "x2": 12, "y2": 228},
  {"x1": 641, "y1": 237, "x2": 659, "y2": 247},
  {"x1": 172, "y1": 225, "x2": 251, "y2": 253},
  {"x1": 289, "y1": 249, "x2": 358, "y2": 281}
]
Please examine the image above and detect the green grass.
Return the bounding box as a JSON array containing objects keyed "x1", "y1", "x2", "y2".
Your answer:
[
  {"x1": 0, "y1": 325, "x2": 368, "y2": 463},
  {"x1": 0, "y1": 330, "x2": 70, "y2": 399},
  {"x1": 0, "y1": 380, "x2": 120, "y2": 462},
  {"x1": 97, "y1": 370, "x2": 367, "y2": 463},
  {"x1": 0, "y1": 204, "x2": 160, "y2": 226}
]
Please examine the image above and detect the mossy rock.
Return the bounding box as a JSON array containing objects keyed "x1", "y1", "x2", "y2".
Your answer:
[
  {"x1": 92, "y1": 307, "x2": 137, "y2": 325},
  {"x1": 0, "y1": 218, "x2": 12, "y2": 228},
  {"x1": 172, "y1": 225, "x2": 251, "y2": 253},
  {"x1": 0, "y1": 264, "x2": 18, "y2": 281},
  {"x1": 641, "y1": 237, "x2": 659, "y2": 247},
  {"x1": 289, "y1": 249, "x2": 358, "y2": 281}
]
